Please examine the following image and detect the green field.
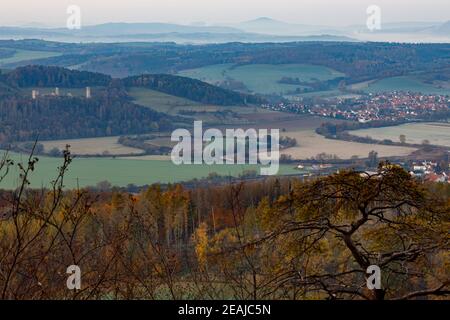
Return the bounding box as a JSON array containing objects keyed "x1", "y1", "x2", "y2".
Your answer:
[
  {"x1": 352, "y1": 122, "x2": 450, "y2": 147},
  {"x1": 0, "y1": 152, "x2": 301, "y2": 189},
  {"x1": 178, "y1": 64, "x2": 344, "y2": 96},
  {"x1": 287, "y1": 89, "x2": 345, "y2": 99},
  {"x1": 128, "y1": 87, "x2": 263, "y2": 125},
  {"x1": 0, "y1": 48, "x2": 61, "y2": 66},
  {"x1": 361, "y1": 76, "x2": 450, "y2": 95},
  {"x1": 40, "y1": 136, "x2": 144, "y2": 156},
  {"x1": 128, "y1": 87, "x2": 208, "y2": 114}
]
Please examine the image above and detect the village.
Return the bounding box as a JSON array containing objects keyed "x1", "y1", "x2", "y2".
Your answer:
[{"x1": 263, "y1": 92, "x2": 450, "y2": 123}]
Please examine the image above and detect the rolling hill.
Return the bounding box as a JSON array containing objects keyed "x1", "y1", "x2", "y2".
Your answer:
[
  {"x1": 122, "y1": 74, "x2": 262, "y2": 106},
  {"x1": 0, "y1": 65, "x2": 262, "y2": 144},
  {"x1": 1, "y1": 65, "x2": 111, "y2": 88}
]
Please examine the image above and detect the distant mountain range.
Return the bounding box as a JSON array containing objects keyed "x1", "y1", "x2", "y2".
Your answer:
[
  {"x1": 234, "y1": 17, "x2": 342, "y2": 36},
  {"x1": 0, "y1": 21, "x2": 356, "y2": 43},
  {"x1": 60, "y1": 22, "x2": 244, "y2": 36},
  {"x1": 432, "y1": 21, "x2": 450, "y2": 35},
  {"x1": 351, "y1": 20, "x2": 450, "y2": 42},
  {"x1": 0, "y1": 18, "x2": 449, "y2": 43}
]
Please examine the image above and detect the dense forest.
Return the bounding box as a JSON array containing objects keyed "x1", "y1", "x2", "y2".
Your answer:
[
  {"x1": 1, "y1": 65, "x2": 112, "y2": 88},
  {"x1": 5, "y1": 40, "x2": 450, "y2": 83},
  {"x1": 0, "y1": 86, "x2": 173, "y2": 143},
  {"x1": 0, "y1": 151, "x2": 448, "y2": 300},
  {"x1": 84, "y1": 42, "x2": 450, "y2": 83}
]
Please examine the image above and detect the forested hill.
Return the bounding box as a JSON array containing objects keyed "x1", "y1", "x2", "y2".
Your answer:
[
  {"x1": 0, "y1": 65, "x2": 260, "y2": 106},
  {"x1": 0, "y1": 65, "x2": 112, "y2": 88},
  {"x1": 0, "y1": 65, "x2": 262, "y2": 143},
  {"x1": 122, "y1": 74, "x2": 262, "y2": 106},
  {"x1": 0, "y1": 88, "x2": 174, "y2": 143}
]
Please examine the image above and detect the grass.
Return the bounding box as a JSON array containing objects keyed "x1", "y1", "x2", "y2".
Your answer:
[
  {"x1": 40, "y1": 136, "x2": 144, "y2": 156},
  {"x1": 0, "y1": 152, "x2": 300, "y2": 190},
  {"x1": 127, "y1": 87, "x2": 266, "y2": 125},
  {"x1": 0, "y1": 48, "x2": 61, "y2": 66},
  {"x1": 351, "y1": 122, "x2": 450, "y2": 147},
  {"x1": 360, "y1": 76, "x2": 450, "y2": 95},
  {"x1": 219, "y1": 115, "x2": 416, "y2": 160},
  {"x1": 0, "y1": 114, "x2": 422, "y2": 189},
  {"x1": 280, "y1": 130, "x2": 416, "y2": 160},
  {"x1": 287, "y1": 89, "x2": 344, "y2": 99},
  {"x1": 128, "y1": 87, "x2": 202, "y2": 114},
  {"x1": 178, "y1": 63, "x2": 345, "y2": 96}
]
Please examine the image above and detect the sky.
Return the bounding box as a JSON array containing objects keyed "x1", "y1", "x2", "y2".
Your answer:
[{"x1": 1, "y1": 0, "x2": 449, "y2": 27}]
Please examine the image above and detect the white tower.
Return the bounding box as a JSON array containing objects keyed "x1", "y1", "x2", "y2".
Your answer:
[{"x1": 86, "y1": 87, "x2": 91, "y2": 99}]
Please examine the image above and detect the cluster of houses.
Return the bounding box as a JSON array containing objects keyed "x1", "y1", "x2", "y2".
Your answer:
[
  {"x1": 293, "y1": 160, "x2": 450, "y2": 183},
  {"x1": 262, "y1": 92, "x2": 450, "y2": 123},
  {"x1": 410, "y1": 161, "x2": 449, "y2": 183}
]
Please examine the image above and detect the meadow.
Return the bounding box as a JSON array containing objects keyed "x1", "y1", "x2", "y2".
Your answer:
[
  {"x1": 0, "y1": 114, "x2": 421, "y2": 190},
  {"x1": 0, "y1": 48, "x2": 61, "y2": 66},
  {"x1": 127, "y1": 87, "x2": 261, "y2": 125},
  {"x1": 178, "y1": 63, "x2": 344, "y2": 96},
  {"x1": 351, "y1": 122, "x2": 450, "y2": 147},
  {"x1": 0, "y1": 152, "x2": 301, "y2": 190},
  {"x1": 358, "y1": 76, "x2": 450, "y2": 95},
  {"x1": 281, "y1": 130, "x2": 416, "y2": 159},
  {"x1": 225, "y1": 114, "x2": 417, "y2": 160},
  {"x1": 41, "y1": 136, "x2": 144, "y2": 156},
  {"x1": 128, "y1": 87, "x2": 202, "y2": 114}
]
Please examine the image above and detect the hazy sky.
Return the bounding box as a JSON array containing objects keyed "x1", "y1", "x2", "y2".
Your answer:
[{"x1": 1, "y1": 0, "x2": 449, "y2": 27}]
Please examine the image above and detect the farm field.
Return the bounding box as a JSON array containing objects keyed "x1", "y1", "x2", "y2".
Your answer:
[
  {"x1": 128, "y1": 87, "x2": 260, "y2": 125},
  {"x1": 351, "y1": 122, "x2": 450, "y2": 147},
  {"x1": 223, "y1": 114, "x2": 417, "y2": 160},
  {"x1": 0, "y1": 48, "x2": 61, "y2": 66},
  {"x1": 31, "y1": 113, "x2": 420, "y2": 166},
  {"x1": 36, "y1": 111, "x2": 304, "y2": 159},
  {"x1": 359, "y1": 76, "x2": 450, "y2": 95},
  {"x1": 0, "y1": 152, "x2": 301, "y2": 189},
  {"x1": 40, "y1": 136, "x2": 144, "y2": 156},
  {"x1": 280, "y1": 130, "x2": 416, "y2": 160},
  {"x1": 178, "y1": 63, "x2": 345, "y2": 95},
  {"x1": 287, "y1": 89, "x2": 345, "y2": 99},
  {"x1": 128, "y1": 87, "x2": 202, "y2": 114}
]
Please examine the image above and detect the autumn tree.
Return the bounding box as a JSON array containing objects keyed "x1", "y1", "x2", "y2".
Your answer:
[{"x1": 251, "y1": 163, "x2": 449, "y2": 300}]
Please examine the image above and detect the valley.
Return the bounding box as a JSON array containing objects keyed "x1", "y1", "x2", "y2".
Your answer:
[
  {"x1": 178, "y1": 63, "x2": 344, "y2": 96},
  {"x1": 1, "y1": 41, "x2": 450, "y2": 189},
  {"x1": 0, "y1": 6, "x2": 449, "y2": 302}
]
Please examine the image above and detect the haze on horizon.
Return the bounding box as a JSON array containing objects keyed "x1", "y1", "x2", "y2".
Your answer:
[{"x1": 0, "y1": 0, "x2": 449, "y2": 28}]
